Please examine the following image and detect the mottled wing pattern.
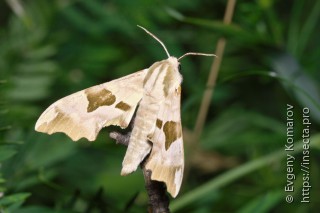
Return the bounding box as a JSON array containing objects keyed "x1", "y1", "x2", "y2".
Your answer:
[
  {"x1": 145, "y1": 86, "x2": 184, "y2": 198},
  {"x1": 35, "y1": 70, "x2": 147, "y2": 141}
]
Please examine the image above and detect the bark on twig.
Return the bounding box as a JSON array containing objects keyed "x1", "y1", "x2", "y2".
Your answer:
[
  {"x1": 110, "y1": 129, "x2": 170, "y2": 213},
  {"x1": 142, "y1": 166, "x2": 170, "y2": 213}
]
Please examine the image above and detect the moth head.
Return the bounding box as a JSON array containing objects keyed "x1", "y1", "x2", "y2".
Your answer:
[
  {"x1": 137, "y1": 25, "x2": 216, "y2": 63},
  {"x1": 167, "y1": 56, "x2": 180, "y2": 71}
]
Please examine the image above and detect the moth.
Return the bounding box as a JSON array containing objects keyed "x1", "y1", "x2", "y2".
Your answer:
[{"x1": 35, "y1": 26, "x2": 214, "y2": 198}]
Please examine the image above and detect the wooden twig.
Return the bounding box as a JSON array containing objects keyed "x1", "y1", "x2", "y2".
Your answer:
[
  {"x1": 142, "y1": 165, "x2": 170, "y2": 213},
  {"x1": 110, "y1": 129, "x2": 170, "y2": 213}
]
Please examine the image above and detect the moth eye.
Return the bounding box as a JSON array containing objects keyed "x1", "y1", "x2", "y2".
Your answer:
[{"x1": 178, "y1": 64, "x2": 182, "y2": 71}]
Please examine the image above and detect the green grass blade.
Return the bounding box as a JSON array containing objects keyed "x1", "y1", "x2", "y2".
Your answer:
[
  {"x1": 287, "y1": 0, "x2": 305, "y2": 55},
  {"x1": 297, "y1": 0, "x2": 320, "y2": 56}
]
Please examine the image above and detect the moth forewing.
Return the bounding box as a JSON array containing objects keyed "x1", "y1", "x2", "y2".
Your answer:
[
  {"x1": 145, "y1": 80, "x2": 184, "y2": 198},
  {"x1": 35, "y1": 70, "x2": 148, "y2": 141}
]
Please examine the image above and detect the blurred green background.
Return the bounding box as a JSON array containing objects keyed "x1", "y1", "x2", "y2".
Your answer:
[{"x1": 1, "y1": 0, "x2": 320, "y2": 212}]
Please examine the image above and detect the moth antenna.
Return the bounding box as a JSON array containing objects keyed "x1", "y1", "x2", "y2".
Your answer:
[
  {"x1": 137, "y1": 25, "x2": 170, "y2": 58},
  {"x1": 178, "y1": 52, "x2": 216, "y2": 61}
]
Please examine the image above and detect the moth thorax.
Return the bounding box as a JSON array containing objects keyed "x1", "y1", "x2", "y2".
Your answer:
[
  {"x1": 143, "y1": 60, "x2": 181, "y2": 100},
  {"x1": 163, "y1": 64, "x2": 182, "y2": 96}
]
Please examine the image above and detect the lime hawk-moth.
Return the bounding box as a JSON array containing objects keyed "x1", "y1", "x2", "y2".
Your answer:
[{"x1": 35, "y1": 26, "x2": 214, "y2": 197}]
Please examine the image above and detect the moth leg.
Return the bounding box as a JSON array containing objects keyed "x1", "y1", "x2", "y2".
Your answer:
[
  {"x1": 109, "y1": 131, "x2": 131, "y2": 146},
  {"x1": 109, "y1": 112, "x2": 136, "y2": 146}
]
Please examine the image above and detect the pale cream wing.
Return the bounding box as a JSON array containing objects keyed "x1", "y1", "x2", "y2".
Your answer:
[
  {"x1": 145, "y1": 86, "x2": 184, "y2": 198},
  {"x1": 35, "y1": 69, "x2": 148, "y2": 141}
]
